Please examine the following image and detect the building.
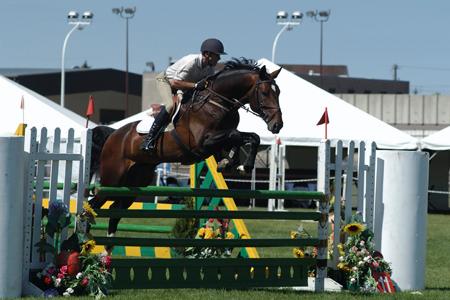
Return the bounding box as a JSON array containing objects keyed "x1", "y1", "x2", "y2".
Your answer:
[
  {"x1": 2, "y1": 68, "x2": 142, "y2": 124},
  {"x1": 281, "y1": 64, "x2": 409, "y2": 94}
]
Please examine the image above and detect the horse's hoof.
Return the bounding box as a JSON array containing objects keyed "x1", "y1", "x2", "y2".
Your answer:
[
  {"x1": 217, "y1": 158, "x2": 230, "y2": 172},
  {"x1": 236, "y1": 165, "x2": 246, "y2": 175}
]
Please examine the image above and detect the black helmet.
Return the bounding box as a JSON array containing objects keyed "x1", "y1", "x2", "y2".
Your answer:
[{"x1": 200, "y1": 38, "x2": 226, "y2": 55}]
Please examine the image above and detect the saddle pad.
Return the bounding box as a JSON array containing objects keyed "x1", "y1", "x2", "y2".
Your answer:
[
  {"x1": 135, "y1": 101, "x2": 180, "y2": 134},
  {"x1": 136, "y1": 116, "x2": 155, "y2": 134}
]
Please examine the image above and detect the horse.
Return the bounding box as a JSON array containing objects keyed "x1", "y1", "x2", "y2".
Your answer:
[{"x1": 89, "y1": 58, "x2": 283, "y2": 236}]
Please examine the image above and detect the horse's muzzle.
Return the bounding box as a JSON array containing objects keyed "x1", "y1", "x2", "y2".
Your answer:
[{"x1": 268, "y1": 121, "x2": 283, "y2": 134}]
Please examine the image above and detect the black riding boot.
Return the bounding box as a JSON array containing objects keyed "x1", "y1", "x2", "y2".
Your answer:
[{"x1": 140, "y1": 107, "x2": 170, "y2": 152}]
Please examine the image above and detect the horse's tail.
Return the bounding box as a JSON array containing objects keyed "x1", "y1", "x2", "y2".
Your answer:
[{"x1": 89, "y1": 125, "x2": 115, "y2": 181}]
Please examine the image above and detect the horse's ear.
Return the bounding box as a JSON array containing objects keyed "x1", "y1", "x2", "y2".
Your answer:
[
  {"x1": 270, "y1": 67, "x2": 282, "y2": 79},
  {"x1": 259, "y1": 66, "x2": 267, "y2": 77}
]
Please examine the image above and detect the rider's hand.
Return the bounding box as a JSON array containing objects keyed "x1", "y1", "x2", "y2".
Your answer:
[{"x1": 194, "y1": 79, "x2": 208, "y2": 91}]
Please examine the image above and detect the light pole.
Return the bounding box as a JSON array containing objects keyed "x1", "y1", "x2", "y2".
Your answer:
[
  {"x1": 112, "y1": 6, "x2": 136, "y2": 117},
  {"x1": 61, "y1": 11, "x2": 93, "y2": 108},
  {"x1": 272, "y1": 11, "x2": 302, "y2": 63},
  {"x1": 306, "y1": 10, "x2": 331, "y2": 87}
]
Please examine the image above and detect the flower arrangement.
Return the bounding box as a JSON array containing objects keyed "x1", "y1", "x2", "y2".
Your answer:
[
  {"x1": 291, "y1": 225, "x2": 318, "y2": 276},
  {"x1": 183, "y1": 217, "x2": 236, "y2": 258},
  {"x1": 337, "y1": 214, "x2": 394, "y2": 293},
  {"x1": 291, "y1": 225, "x2": 317, "y2": 259},
  {"x1": 35, "y1": 200, "x2": 112, "y2": 298}
]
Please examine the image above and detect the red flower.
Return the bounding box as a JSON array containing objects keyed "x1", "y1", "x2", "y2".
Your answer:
[
  {"x1": 43, "y1": 275, "x2": 52, "y2": 285},
  {"x1": 60, "y1": 265, "x2": 68, "y2": 274},
  {"x1": 67, "y1": 252, "x2": 80, "y2": 276},
  {"x1": 80, "y1": 277, "x2": 89, "y2": 287},
  {"x1": 57, "y1": 273, "x2": 65, "y2": 279},
  {"x1": 101, "y1": 255, "x2": 112, "y2": 271}
]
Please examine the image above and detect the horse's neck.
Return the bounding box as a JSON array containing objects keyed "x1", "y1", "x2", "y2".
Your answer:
[{"x1": 213, "y1": 71, "x2": 254, "y2": 101}]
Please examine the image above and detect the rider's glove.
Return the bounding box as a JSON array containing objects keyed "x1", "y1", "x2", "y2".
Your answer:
[{"x1": 194, "y1": 79, "x2": 208, "y2": 91}]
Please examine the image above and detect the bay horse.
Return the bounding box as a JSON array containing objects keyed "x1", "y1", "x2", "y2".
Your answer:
[{"x1": 89, "y1": 58, "x2": 283, "y2": 235}]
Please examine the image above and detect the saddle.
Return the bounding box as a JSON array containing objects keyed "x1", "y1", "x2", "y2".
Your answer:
[{"x1": 136, "y1": 90, "x2": 202, "y2": 134}]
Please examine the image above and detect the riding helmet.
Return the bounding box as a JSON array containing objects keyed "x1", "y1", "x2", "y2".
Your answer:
[{"x1": 200, "y1": 38, "x2": 227, "y2": 55}]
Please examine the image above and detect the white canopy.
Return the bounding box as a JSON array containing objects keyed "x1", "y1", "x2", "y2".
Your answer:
[
  {"x1": 420, "y1": 127, "x2": 450, "y2": 150},
  {"x1": 111, "y1": 59, "x2": 419, "y2": 150},
  {"x1": 236, "y1": 59, "x2": 418, "y2": 149},
  {"x1": 0, "y1": 75, "x2": 95, "y2": 137}
]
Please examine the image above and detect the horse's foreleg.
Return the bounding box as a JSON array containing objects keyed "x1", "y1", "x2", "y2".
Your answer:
[
  {"x1": 203, "y1": 130, "x2": 253, "y2": 172},
  {"x1": 240, "y1": 132, "x2": 260, "y2": 173}
]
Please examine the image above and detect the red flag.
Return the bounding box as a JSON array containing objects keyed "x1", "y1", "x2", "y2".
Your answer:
[
  {"x1": 86, "y1": 95, "x2": 95, "y2": 117},
  {"x1": 316, "y1": 107, "x2": 329, "y2": 125},
  {"x1": 20, "y1": 96, "x2": 24, "y2": 109}
]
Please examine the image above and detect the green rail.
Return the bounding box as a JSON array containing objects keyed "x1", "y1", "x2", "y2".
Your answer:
[
  {"x1": 94, "y1": 237, "x2": 319, "y2": 248},
  {"x1": 43, "y1": 219, "x2": 172, "y2": 234},
  {"x1": 110, "y1": 258, "x2": 315, "y2": 289},
  {"x1": 96, "y1": 186, "x2": 326, "y2": 200},
  {"x1": 94, "y1": 209, "x2": 321, "y2": 220}
]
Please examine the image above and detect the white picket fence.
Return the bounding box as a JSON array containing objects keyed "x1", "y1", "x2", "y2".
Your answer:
[
  {"x1": 20, "y1": 127, "x2": 378, "y2": 294},
  {"x1": 22, "y1": 127, "x2": 92, "y2": 295}
]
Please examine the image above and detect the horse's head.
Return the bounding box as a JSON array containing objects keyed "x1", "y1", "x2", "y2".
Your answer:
[
  {"x1": 248, "y1": 65, "x2": 283, "y2": 134},
  {"x1": 209, "y1": 58, "x2": 283, "y2": 134}
]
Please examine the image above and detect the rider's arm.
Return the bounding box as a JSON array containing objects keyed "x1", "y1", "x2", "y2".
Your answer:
[{"x1": 169, "y1": 79, "x2": 195, "y2": 91}]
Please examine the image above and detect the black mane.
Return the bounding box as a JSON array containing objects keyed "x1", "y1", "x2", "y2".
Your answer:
[{"x1": 223, "y1": 57, "x2": 259, "y2": 72}]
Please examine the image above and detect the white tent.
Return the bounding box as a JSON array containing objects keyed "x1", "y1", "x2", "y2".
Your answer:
[
  {"x1": 236, "y1": 59, "x2": 418, "y2": 149},
  {"x1": 0, "y1": 75, "x2": 95, "y2": 137},
  {"x1": 110, "y1": 59, "x2": 418, "y2": 150},
  {"x1": 420, "y1": 127, "x2": 450, "y2": 150}
]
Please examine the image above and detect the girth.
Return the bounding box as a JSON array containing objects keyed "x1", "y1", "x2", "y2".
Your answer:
[{"x1": 170, "y1": 129, "x2": 203, "y2": 162}]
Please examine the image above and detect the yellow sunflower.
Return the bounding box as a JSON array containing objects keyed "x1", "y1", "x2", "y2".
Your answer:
[
  {"x1": 293, "y1": 248, "x2": 305, "y2": 258},
  {"x1": 226, "y1": 232, "x2": 235, "y2": 239},
  {"x1": 83, "y1": 202, "x2": 97, "y2": 218},
  {"x1": 343, "y1": 223, "x2": 365, "y2": 236},
  {"x1": 337, "y1": 262, "x2": 351, "y2": 272},
  {"x1": 290, "y1": 231, "x2": 299, "y2": 239},
  {"x1": 337, "y1": 243, "x2": 345, "y2": 256},
  {"x1": 197, "y1": 227, "x2": 206, "y2": 238},
  {"x1": 204, "y1": 227, "x2": 214, "y2": 239},
  {"x1": 81, "y1": 240, "x2": 96, "y2": 255}
]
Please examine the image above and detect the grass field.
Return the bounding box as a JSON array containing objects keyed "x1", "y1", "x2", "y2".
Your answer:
[{"x1": 27, "y1": 211, "x2": 450, "y2": 300}]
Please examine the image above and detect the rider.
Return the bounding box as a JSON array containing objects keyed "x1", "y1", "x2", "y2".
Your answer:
[{"x1": 140, "y1": 38, "x2": 226, "y2": 152}]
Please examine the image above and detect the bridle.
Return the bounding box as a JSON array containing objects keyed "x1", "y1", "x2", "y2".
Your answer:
[{"x1": 204, "y1": 76, "x2": 280, "y2": 122}]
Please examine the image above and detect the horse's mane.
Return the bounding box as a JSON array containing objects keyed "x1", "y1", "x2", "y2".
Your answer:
[{"x1": 222, "y1": 57, "x2": 260, "y2": 72}]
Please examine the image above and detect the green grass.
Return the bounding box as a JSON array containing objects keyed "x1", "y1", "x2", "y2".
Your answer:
[{"x1": 26, "y1": 211, "x2": 450, "y2": 299}]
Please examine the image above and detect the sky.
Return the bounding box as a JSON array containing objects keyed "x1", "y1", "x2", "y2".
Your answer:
[{"x1": 1, "y1": 0, "x2": 450, "y2": 95}]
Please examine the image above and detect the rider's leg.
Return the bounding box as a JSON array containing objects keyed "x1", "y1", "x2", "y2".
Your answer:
[
  {"x1": 141, "y1": 72, "x2": 174, "y2": 152},
  {"x1": 140, "y1": 105, "x2": 170, "y2": 152}
]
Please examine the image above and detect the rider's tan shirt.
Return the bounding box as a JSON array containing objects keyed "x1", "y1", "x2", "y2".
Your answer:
[{"x1": 155, "y1": 54, "x2": 215, "y2": 108}]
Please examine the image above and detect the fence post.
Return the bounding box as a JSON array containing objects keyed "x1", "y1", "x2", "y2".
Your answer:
[
  {"x1": 268, "y1": 142, "x2": 278, "y2": 211},
  {"x1": 332, "y1": 141, "x2": 343, "y2": 269},
  {"x1": 0, "y1": 136, "x2": 25, "y2": 298},
  {"x1": 315, "y1": 140, "x2": 330, "y2": 292}
]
